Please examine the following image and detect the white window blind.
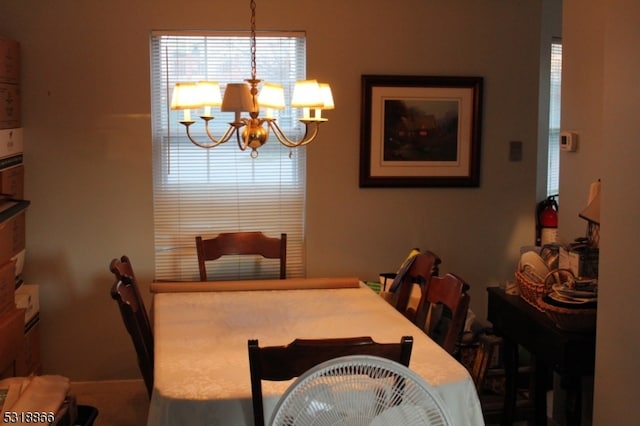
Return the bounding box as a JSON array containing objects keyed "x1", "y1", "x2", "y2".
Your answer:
[
  {"x1": 150, "y1": 31, "x2": 307, "y2": 281},
  {"x1": 547, "y1": 41, "x2": 562, "y2": 197}
]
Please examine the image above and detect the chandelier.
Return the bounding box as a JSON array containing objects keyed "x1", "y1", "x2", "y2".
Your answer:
[{"x1": 170, "y1": 0, "x2": 334, "y2": 158}]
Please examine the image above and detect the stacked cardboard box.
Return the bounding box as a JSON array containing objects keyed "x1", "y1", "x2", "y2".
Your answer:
[
  {"x1": 0, "y1": 36, "x2": 20, "y2": 130},
  {"x1": 0, "y1": 36, "x2": 38, "y2": 379},
  {"x1": 0, "y1": 36, "x2": 23, "y2": 190}
]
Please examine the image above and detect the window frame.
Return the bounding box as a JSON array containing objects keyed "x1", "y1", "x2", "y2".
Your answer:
[
  {"x1": 149, "y1": 31, "x2": 308, "y2": 281},
  {"x1": 546, "y1": 39, "x2": 562, "y2": 198}
]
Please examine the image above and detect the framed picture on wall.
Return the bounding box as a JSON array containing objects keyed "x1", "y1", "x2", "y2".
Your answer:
[{"x1": 359, "y1": 75, "x2": 483, "y2": 187}]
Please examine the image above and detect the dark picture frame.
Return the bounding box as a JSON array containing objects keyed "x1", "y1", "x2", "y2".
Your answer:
[{"x1": 359, "y1": 75, "x2": 483, "y2": 187}]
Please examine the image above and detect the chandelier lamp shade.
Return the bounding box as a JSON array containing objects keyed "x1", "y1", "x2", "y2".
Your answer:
[{"x1": 170, "y1": 0, "x2": 334, "y2": 157}]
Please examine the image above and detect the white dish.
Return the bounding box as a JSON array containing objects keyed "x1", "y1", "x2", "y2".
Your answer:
[
  {"x1": 552, "y1": 283, "x2": 598, "y2": 298},
  {"x1": 549, "y1": 291, "x2": 597, "y2": 304},
  {"x1": 519, "y1": 251, "x2": 550, "y2": 281}
]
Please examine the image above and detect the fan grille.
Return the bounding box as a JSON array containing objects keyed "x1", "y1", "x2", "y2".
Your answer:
[{"x1": 270, "y1": 355, "x2": 451, "y2": 426}]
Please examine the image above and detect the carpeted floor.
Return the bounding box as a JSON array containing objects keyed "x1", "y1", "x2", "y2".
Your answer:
[{"x1": 69, "y1": 379, "x2": 149, "y2": 426}]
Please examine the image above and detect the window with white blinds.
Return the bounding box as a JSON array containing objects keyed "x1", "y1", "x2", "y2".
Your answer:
[
  {"x1": 150, "y1": 31, "x2": 307, "y2": 281},
  {"x1": 547, "y1": 41, "x2": 562, "y2": 197}
]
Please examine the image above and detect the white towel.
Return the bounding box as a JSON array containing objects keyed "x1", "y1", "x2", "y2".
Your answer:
[{"x1": 2, "y1": 375, "x2": 69, "y2": 425}]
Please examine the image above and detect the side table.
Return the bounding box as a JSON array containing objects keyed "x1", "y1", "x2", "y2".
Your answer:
[{"x1": 486, "y1": 287, "x2": 595, "y2": 426}]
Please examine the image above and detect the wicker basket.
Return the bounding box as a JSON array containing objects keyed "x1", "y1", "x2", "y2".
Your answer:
[
  {"x1": 538, "y1": 297, "x2": 597, "y2": 332},
  {"x1": 515, "y1": 268, "x2": 575, "y2": 311},
  {"x1": 515, "y1": 270, "x2": 548, "y2": 311}
]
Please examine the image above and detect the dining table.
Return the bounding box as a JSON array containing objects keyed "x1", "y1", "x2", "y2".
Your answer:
[{"x1": 146, "y1": 277, "x2": 484, "y2": 425}]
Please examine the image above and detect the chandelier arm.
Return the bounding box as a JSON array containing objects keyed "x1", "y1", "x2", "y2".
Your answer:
[
  {"x1": 204, "y1": 119, "x2": 243, "y2": 146},
  {"x1": 234, "y1": 118, "x2": 254, "y2": 151},
  {"x1": 267, "y1": 120, "x2": 321, "y2": 148},
  {"x1": 179, "y1": 120, "x2": 241, "y2": 149},
  {"x1": 235, "y1": 127, "x2": 248, "y2": 151},
  {"x1": 183, "y1": 122, "x2": 222, "y2": 149}
]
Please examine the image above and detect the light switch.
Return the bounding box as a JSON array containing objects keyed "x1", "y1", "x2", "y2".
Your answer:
[{"x1": 509, "y1": 141, "x2": 522, "y2": 162}]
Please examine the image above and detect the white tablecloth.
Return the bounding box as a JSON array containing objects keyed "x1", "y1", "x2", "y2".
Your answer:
[{"x1": 147, "y1": 286, "x2": 484, "y2": 425}]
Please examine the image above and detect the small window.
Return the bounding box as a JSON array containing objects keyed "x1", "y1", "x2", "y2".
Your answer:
[{"x1": 547, "y1": 41, "x2": 562, "y2": 197}]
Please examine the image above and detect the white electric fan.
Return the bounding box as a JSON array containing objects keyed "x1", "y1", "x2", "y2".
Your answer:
[{"x1": 269, "y1": 355, "x2": 452, "y2": 426}]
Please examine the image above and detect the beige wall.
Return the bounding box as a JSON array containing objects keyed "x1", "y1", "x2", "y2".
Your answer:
[
  {"x1": 1, "y1": 0, "x2": 544, "y2": 381},
  {"x1": 562, "y1": 0, "x2": 640, "y2": 424}
]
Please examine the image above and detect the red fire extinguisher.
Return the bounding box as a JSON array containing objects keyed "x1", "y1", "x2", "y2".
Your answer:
[{"x1": 536, "y1": 195, "x2": 559, "y2": 246}]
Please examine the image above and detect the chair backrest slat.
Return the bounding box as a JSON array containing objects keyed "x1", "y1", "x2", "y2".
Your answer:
[
  {"x1": 248, "y1": 336, "x2": 413, "y2": 426},
  {"x1": 195, "y1": 232, "x2": 287, "y2": 280},
  {"x1": 414, "y1": 273, "x2": 470, "y2": 356}
]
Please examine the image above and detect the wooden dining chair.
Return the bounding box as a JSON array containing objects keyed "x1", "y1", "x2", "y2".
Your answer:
[
  {"x1": 412, "y1": 272, "x2": 470, "y2": 357},
  {"x1": 247, "y1": 336, "x2": 413, "y2": 426},
  {"x1": 389, "y1": 251, "x2": 442, "y2": 317},
  {"x1": 195, "y1": 232, "x2": 287, "y2": 281},
  {"x1": 109, "y1": 255, "x2": 154, "y2": 399}
]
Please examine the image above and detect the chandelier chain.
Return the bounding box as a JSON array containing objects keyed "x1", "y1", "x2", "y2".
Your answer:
[{"x1": 250, "y1": 0, "x2": 257, "y2": 81}]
